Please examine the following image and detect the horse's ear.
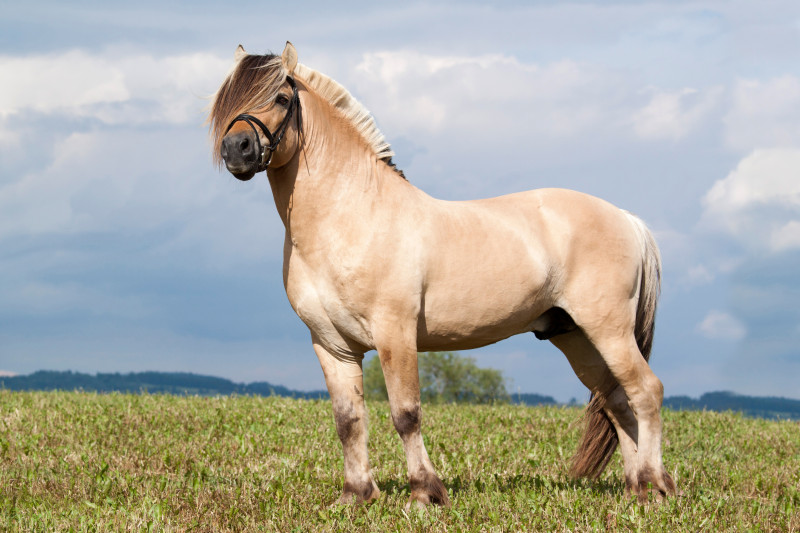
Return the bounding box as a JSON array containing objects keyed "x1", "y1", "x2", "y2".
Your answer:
[
  {"x1": 282, "y1": 41, "x2": 298, "y2": 76},
  {"x1": 235, "y1": 44, "x2": 247, "y2": 62}
]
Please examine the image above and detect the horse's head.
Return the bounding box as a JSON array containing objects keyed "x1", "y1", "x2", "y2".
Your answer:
[{"x1": 209, "y1": 42, "x2": 302, "y2": 181}]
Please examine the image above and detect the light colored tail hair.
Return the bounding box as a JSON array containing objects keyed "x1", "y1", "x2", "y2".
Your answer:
[{"x1": 570, "y1": 212, "x2": 662, "y2": 479}]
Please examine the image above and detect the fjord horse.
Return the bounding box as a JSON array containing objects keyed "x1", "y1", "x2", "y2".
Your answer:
[{"x1": 208, "y1": 42, "x2": 676, "y2": 507}]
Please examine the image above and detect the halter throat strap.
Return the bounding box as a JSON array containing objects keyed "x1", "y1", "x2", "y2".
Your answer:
[{"x1": 224, "y1": 76, "x2": 300, "y2": 170}]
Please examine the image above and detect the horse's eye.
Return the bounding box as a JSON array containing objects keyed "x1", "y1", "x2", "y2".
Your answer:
[{"x1": 276, "y1": 95, "x2": 290, "y2": 106}]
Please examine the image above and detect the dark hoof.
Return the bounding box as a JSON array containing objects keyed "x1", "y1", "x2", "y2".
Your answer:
[
  {"x1": 337, "y1": 480, "x2": 380, "y2": 505},
  {"x1": 634, "y1": 468, "x2": 677, "y2": 504},
  {"x1": 405, "y1": 471, "x2": 450, "y2": 509}
]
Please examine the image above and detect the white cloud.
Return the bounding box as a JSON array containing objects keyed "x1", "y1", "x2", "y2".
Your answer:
[
  {"x1": 0, "y1": 50, "x2": 230, "y2": 125},
  {"x1": 770, "y1": 220, "x2": 800, "y2": 251},
  {"x1": 0, "y1": 126, "x2": 279, "y2": 268},
  {"x1": 724, "y1": 75, "x2": 800, "y2": 151},
  {"x1": 350, "y1": 50, "x2": 628, "y2": 140},
  {"x1": 631, "y1": 86, "x2": 721, "y2": 141},
  {"x1": 697, "y1": 310, "x2": 746, "y2": 341},
  {"x1": 702, "y1": 148, "x2": 800, "y2": 252},
  {"x1": 685, "y1": 264, "x2": 716, "y2": 284}
]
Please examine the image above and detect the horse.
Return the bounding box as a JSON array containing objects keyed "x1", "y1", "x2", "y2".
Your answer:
[{"x1": 208, "y1": 42, "x2": 677, "y2": 507}]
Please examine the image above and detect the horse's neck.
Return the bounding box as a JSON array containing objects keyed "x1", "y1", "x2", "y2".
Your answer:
[{"x1": 267, "y1": 96, "x2": 407, "y2": 240}]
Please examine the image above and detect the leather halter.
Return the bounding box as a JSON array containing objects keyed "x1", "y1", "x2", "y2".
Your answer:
[{"x1": 223, "y1": 76, "x2": 300, "y2": 170}]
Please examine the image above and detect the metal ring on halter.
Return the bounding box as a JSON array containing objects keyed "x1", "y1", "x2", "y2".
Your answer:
[{"x1": 223, "y1": 76, "x2": 300, "y2": 171}]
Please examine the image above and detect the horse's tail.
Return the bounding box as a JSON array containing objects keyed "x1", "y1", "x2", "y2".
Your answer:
[
  {"x1": 627, "y1": 212, "x2": 662, "y2": 363},
  {"x1": 570, "y1": 212, "x2": 661, "y2": 480}
]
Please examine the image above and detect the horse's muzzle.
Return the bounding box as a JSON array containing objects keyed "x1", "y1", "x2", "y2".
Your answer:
[{"x1": 221, "y1": 130, "x2": 260, "y2": 181}]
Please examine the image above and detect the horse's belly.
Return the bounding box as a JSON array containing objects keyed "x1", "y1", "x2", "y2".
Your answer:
[
  {"x1": 418, "y1": 264, "x2": 552, "y2": 350},
  {"x1": 418, "y1": 303, "x2": 545, "y2": 350}
]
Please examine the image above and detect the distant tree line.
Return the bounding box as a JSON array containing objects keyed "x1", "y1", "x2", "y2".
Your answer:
[{"x1": 3, "y1": 360, "x2": 799, "y2": 420}]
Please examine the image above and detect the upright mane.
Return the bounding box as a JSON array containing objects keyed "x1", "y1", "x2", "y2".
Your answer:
[{"x1": 209, "y1": 51, "x2": 402, "y2": 176}]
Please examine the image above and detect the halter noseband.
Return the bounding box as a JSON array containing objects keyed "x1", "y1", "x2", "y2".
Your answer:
[{"x1": 223, "y1": 76, "x2": 300, "y2": 170}]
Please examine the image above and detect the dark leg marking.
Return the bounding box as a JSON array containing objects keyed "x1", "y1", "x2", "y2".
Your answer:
[
  {"x1": 625, "y1": 473, "x2": 637, "y2": 494},
  {"x1": 392, "y1": 406, "x2": 421, "y2": 437},
  {"x1": 636, "y1": 465, "x2": 677, "y2": 503},
  {"x1": 637, "y1": 465, "x2": 656, "y2": 502},
  {"x1": 663, "y1": 471, "x2": 677, "y2": 494},
  {"x1": 334, "y1": 404, "x2": 360, "y2": 445},
  {"x1": 380, "y1": 348, "x2": 392, "y2": 366}
]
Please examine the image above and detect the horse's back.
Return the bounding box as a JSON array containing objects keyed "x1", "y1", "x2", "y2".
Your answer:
[{"x1": 427, "y1": 187, "x2": 635, "y2": 270}]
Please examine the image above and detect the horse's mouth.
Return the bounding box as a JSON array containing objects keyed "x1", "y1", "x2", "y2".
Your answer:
[
  {"x1": 231, "y1": 169, "x2": 256, "y2": 182},
  {"x1": 223, "y1": 162, "x2": 258, "y2": 181}
]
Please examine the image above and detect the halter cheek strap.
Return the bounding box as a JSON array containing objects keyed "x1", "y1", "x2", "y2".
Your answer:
[{"x1": 223, "y1": 76, "x2": 300, "y2": 170}]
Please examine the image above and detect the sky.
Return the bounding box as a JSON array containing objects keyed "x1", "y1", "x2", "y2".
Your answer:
[{"x1": 1, "y1": 1, "x2": 799, "y2": 402}]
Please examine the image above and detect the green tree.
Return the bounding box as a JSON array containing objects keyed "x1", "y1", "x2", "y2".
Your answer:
[{"x1": 362, "y1": 351, "x2": 509, "y2": 404}]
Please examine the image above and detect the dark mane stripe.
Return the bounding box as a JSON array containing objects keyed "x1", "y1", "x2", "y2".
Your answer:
[{"x1": 208, "y1": 54, "x2": 285, "y2": 167}]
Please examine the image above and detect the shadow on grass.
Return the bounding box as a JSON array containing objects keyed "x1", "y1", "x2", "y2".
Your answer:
[{"x1": 377, "y1": 473, "x2": 625, "y2": 499}]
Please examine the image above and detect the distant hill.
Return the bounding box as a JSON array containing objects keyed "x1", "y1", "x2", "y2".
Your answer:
[
  {"x1": 1, "y1": 371, "x2": 798, "y2": 420},
  {"x1": 663, "y1": 391, "x2": 800, "y2": 421},
  {"x1": 0, "y1": 370, "x2": 328, "y2": 400}
]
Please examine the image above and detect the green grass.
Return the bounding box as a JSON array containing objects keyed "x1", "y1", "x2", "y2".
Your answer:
[{"x1": 1, "y1": 391, "x2": 798, "y2": 532}]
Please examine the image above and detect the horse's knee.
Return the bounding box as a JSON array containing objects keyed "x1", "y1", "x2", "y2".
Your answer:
[{"x1": 391, "y1": 404, "x2": 421, "y2": 437}]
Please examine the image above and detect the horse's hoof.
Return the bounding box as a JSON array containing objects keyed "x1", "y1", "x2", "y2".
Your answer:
[
  {"x1": 406, "y1": 472, "x2": 450, "y2": 508},
  {"x1": 404, "y1": 496, "x2": 427, "y2": 512},
  {"x1": 634, "y1": 469, "x2": 677, "y2": 504},
  {"x1": 337, "y1": 480, "x2": 380, "y2": 505}
]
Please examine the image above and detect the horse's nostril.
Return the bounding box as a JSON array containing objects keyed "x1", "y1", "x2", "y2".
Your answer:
[{"x1": 239, "y1": 138, "x2": 250, "y2": 153}]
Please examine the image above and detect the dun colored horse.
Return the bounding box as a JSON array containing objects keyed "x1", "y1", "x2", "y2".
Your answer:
[{"x1": 208, "y1": 42, "x2": 676, "y2": 507}]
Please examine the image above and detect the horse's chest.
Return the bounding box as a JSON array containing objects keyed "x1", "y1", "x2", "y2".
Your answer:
[{"x1": 283, "y1": 250, "x2": 374, "y2": 353}]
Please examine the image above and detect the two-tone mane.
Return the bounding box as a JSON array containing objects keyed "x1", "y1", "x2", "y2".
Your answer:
[{"x1": 209, "y1": 52, "x2": 403, "y2": 177}]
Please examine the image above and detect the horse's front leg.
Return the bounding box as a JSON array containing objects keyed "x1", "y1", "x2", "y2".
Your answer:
[
  {"x1": 375, "y1": 330, "x2": 450, "y2": 508},
  {"x1": 312, "y1": 336, "x2": 380, "y2": 504}
]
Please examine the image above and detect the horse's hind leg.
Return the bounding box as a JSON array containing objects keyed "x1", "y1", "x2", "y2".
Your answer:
[
  {"x1": 312, "y1": 336, "x2": 379, "y2": 504},
  {"x1": 550, "y1": 331, "x2": 640, "y2": 493},
  {"x1": 583, "y1": 329, "x2": 675, "y2": 501},
  {"x1": 604, "y1": 385, "x2": 644, "y2": 496},
  {"x1": 374, "y1": 329, "x2": 450, "y2": 508}
]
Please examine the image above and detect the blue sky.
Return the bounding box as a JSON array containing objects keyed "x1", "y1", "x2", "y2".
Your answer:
[{"x1": 1, "y1": 1, "x2": 799, "y2": 401}]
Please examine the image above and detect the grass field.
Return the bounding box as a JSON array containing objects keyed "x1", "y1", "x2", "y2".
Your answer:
[{"x1": 1, "y1": 391, "x2": 798, "y2": 532}]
